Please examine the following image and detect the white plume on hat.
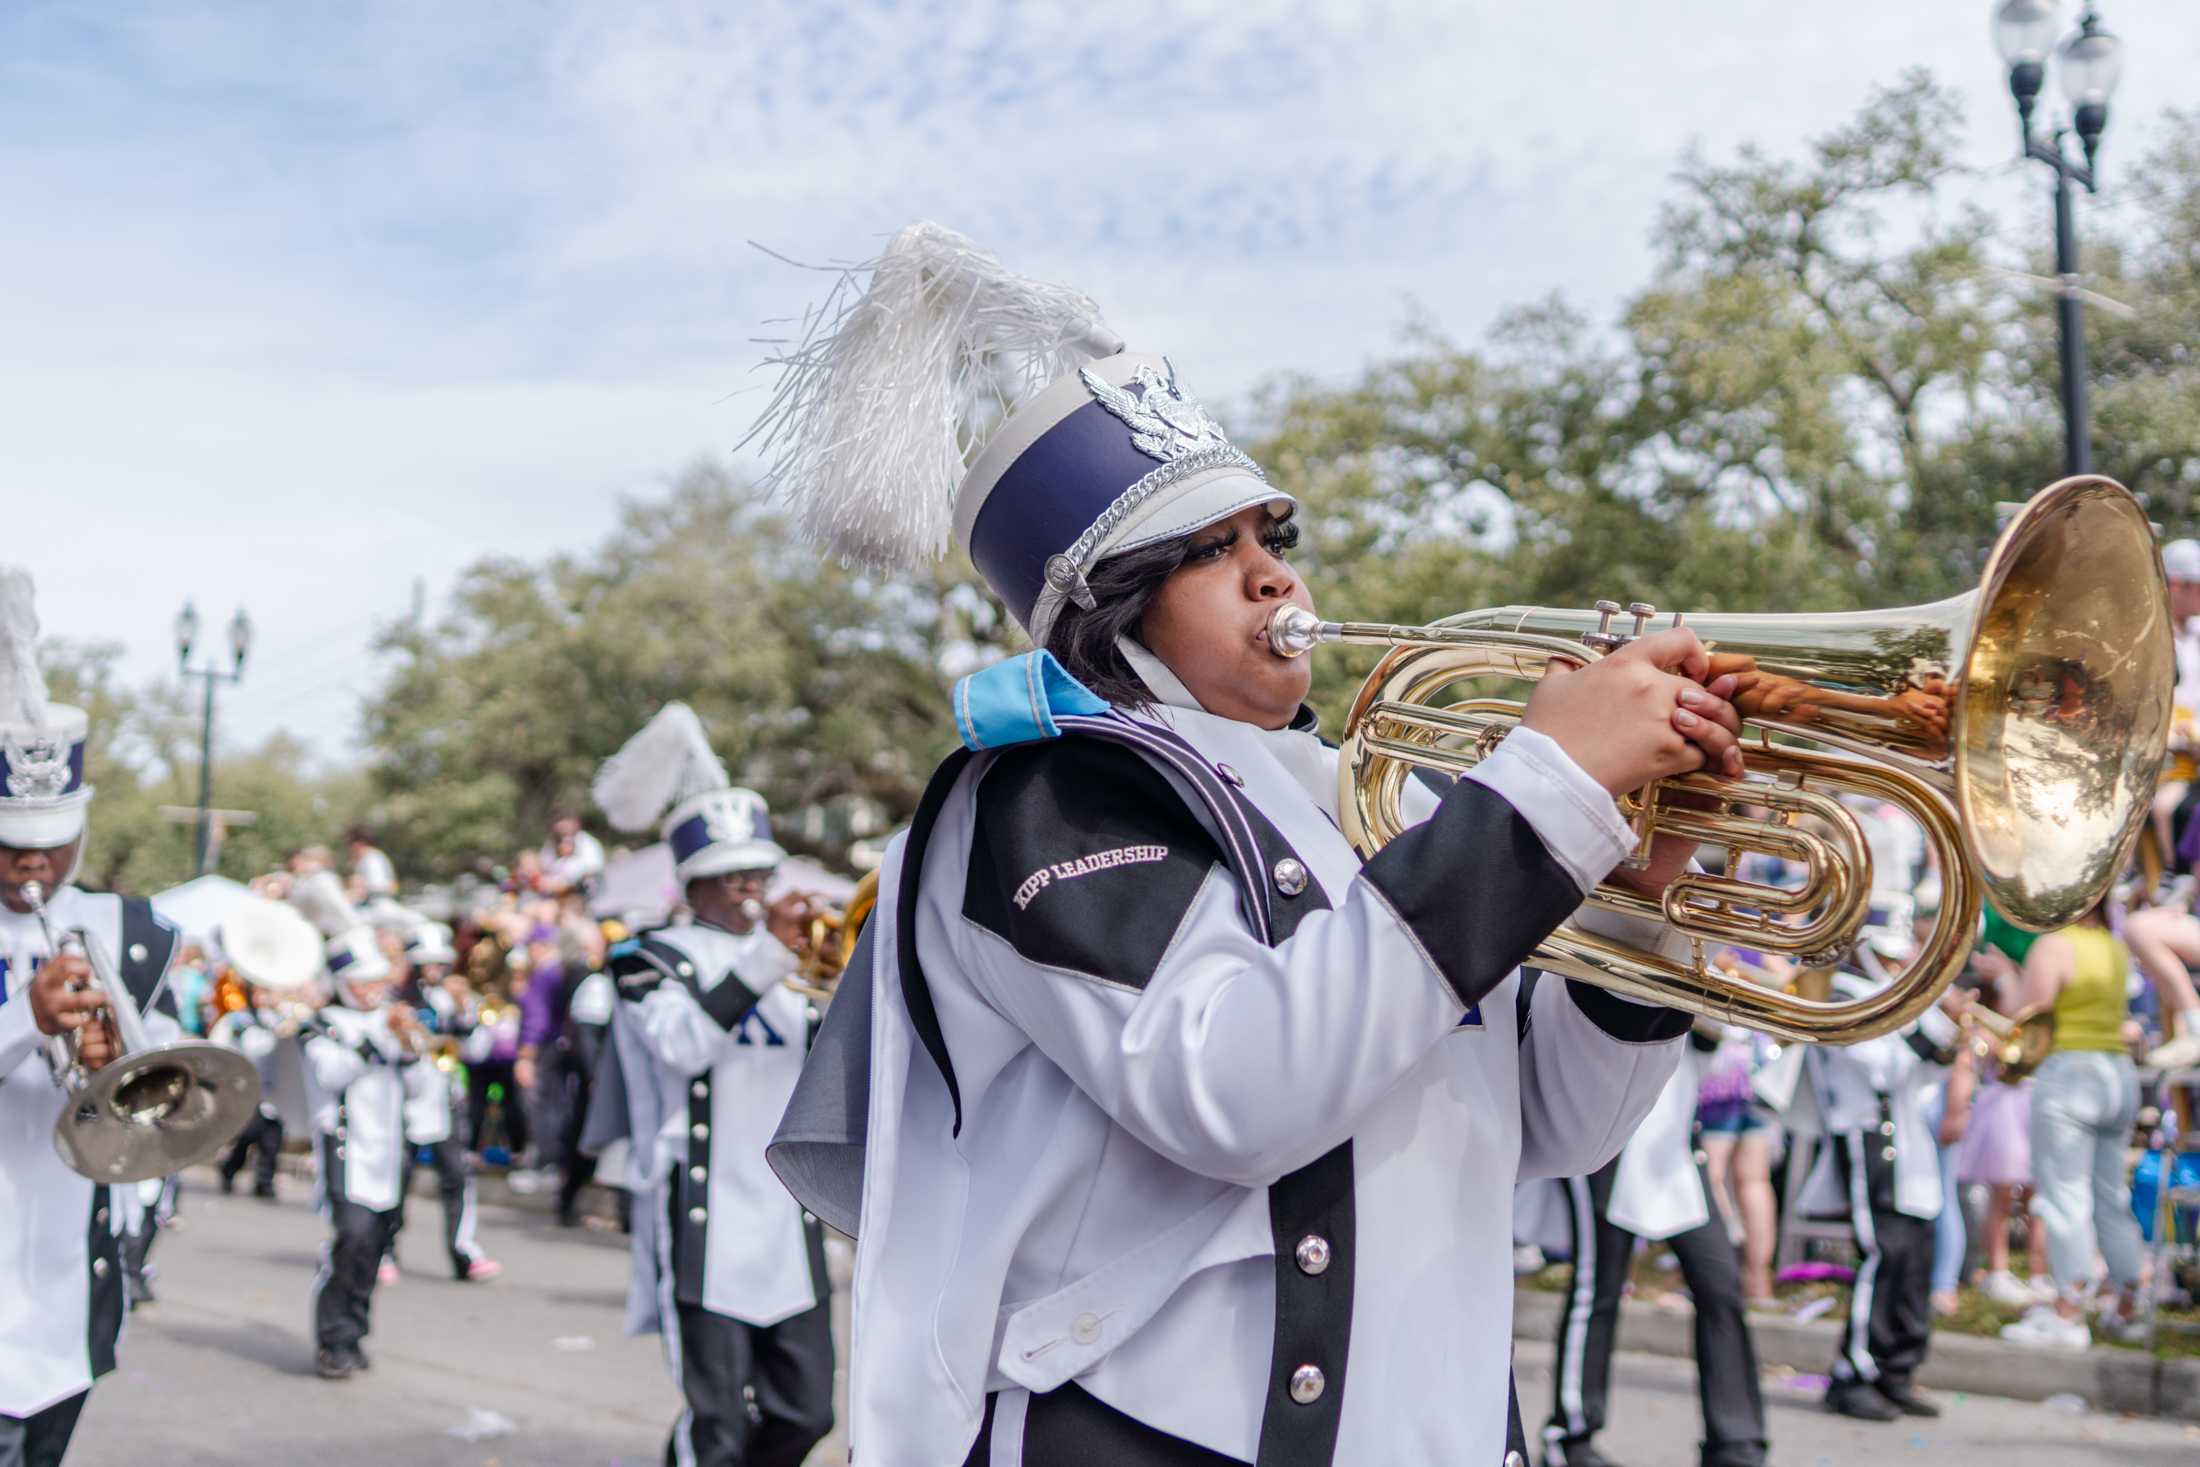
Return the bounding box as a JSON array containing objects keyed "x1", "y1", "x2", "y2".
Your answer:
[
  {"x1": 592, "y1": 701, "x2": 728, "y2": 833},
  {"x1": 290, "y1": 869, "x2": 366, "y2": 938},
  {"x1": 744, "y1": 222, "x2": 1126, "y2": 569},
  {"x1": 0, "y1": 567, "x2": 52, "y2": 731}
]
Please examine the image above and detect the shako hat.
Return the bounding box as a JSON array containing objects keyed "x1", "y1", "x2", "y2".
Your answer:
[
  {"x1": 592, "y1": 703, "x2": 785, "y2": 882},
  {"x1": 0, "y1": 567, "x2": 93, "y2": 850},
  {"x1": 747, "y1": 222, "x2": 1292, "y2": 643}
]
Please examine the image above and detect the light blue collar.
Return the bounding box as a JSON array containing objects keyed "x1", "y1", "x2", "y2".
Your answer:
[{"x1": 952, "y1": 652, "x2": 1110, "y2": 751}]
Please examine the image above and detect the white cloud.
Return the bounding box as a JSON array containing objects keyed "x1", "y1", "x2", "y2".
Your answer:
[{"x1": 3, "y1": 0, "x2": 2195, "y2": 762}]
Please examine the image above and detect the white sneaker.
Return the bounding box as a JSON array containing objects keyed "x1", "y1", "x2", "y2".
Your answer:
[
  {"x1": 1983, "y1": 1270, "x2": 2035, "y2": 1307},
  {"x1": 2000, "y1": 1308, "x2": 2091, "y2": 1351},
  {"x1": 2146, "y1": 1028, "x2": 2200, "y2": 1072},
  {"x1": 2030, "y1": 1274, "x2": 2060, "y2": 1304}
]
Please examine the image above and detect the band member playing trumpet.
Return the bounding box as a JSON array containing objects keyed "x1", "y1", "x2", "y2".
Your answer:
[
  {"x1": 593, "y1": 706, "x2": 835, "y2": 1467},
  {"x1": 381, "y1": 925, "x2": 501, "y2": 1284},
  {"x1": 0, "y1": 565, "x2": 183, "y2": 1464},
  {"x1": 754, "y1": 225, "x2": 1732, "y2": 1466},
  {"x1": 211, "y1": 983, "x2": 288, "y2": 1198},
  {"x1": 305, "y1": 925, "x2": 442, "y2": 1381}
]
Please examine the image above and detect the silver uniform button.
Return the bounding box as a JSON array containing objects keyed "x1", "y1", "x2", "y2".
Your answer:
[
  {"x1": 689, "y1": 1166, "x2": 706, "y2": 1183},
  {"x1": 1216, "y1": 763, "x2": 1245, "y2": 788},
  {"x1": 1294, "y1": 1234, "x2": 1332, "y2": 1276},
  {"x1": 1881, "y1": 1146, "x2": 1897, "y2": 1162},
  {"x1": 94, "y1": 1208, "x2": 108, "y2": 1226},
  {"x1": 1070, "y1": 1312, "x2": 1103, "y2": 1346},
  {"x1": 93, "y1": 1258, "x2": 109, "y2": 1278},
  {"x1": 691, "y1": 1122, "x2": 710, "y2": 1141},
  {"x1": 1506, "y1": 1454, "x2": 1528, "y2": 1467},
  {"x1": 129, "y1": 943, "x2": 149, "y2": 963},
  {"x1": 1289, "y1": 1364, "x2": 1325, "y2": 1404},
  {"x1": 1273, "y1": 858, "x2": 1310, "y2": 897},
  {"x1": 677, "y1": 962, "x2": 694, "y2": 977},
  {"x1": 1879, "y1": 1121, "x2": 1895, "y2": 1137},
  {"x1": 689, "y1": 1206, "x2": 708, "y2": 1224},
  {"x1": 691, "y1": 1080, "x2": 709, "y2": 1099}
]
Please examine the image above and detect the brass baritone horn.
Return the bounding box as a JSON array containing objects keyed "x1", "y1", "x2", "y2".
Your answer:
[
  {"x1": 788, "y1": 869, "x2": 882, "y2": 1003},
  {"x1": 24, "y1": 882, "x2": 263, "y2": 1184},
  {"x1": 1268, "y1": 477, "x2": 2174, "y2": 1044}
]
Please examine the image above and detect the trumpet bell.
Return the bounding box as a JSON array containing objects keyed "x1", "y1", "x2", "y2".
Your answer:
[
  {"x1": 1957, "y1": 478, "x2": 2173, "y2": 930},
  {"x1": 53, "y1": 1040, "x2": 263, "y2": 1185}
]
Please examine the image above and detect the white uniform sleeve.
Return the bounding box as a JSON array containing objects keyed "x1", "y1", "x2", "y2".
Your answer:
[
  {"x1": 631, "y1": 982, "x2": 742, "y2": 1078},
  {"x1": 306, "y1": 1033, "x2": 368, "y2": 1094},
  {"x1": 0, "y1": 995, "x2": 45, "y2": 1080},
  {"x1": 951, "y1": 732, "x2": 1658, "y2": 1189}
]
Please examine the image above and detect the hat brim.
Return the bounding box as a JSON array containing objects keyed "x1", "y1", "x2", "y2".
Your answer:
[
  {"x1": 679, "y1": 840, "x2": 786, "y2": 882},
  {"x1": 1102, "y1": 470, "x2": 1294, "y2": 559},
  {"x1": 0, "y1": 790, "x2": 92, "y2": 851}
]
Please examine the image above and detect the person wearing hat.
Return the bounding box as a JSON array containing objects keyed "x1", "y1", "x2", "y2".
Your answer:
[
  {"x1": 211, "y1": 980, "x2": 289, "y2": 1198},
  {"x1": 592, "y1": 706, "x2": 834, "y2": 1467},
  {"x1": 304, "y1": 923, "x2": 441, "y2": 1380},
  {"x1": 1791, "y1": 945, "x2": 1967, "y2": 1422},
  {"x1": 1540, "y1": 1025, "x2": 1770, "y2": 1467},
  {"x1": 381, "y1": 923, "x2": 501, "y2": 1285},
  {"x1": 0, "y1": 566, "x2": 189, "y2": 1463},
  {"x1": 754, "y1": 225, "x2": 1739, "y2": 1467}
]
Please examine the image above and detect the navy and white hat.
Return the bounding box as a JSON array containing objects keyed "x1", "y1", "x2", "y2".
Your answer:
[
  {"x1": 663, "y1": 785, "x2": 784, "y2": 883},
  {"x1": 750, "y1": 222, "x2": 1293, "y2": 643},
  {"x1": 593, "y1": 702, "x2": 786, "y2": 884},
  {"x1": 403, "y1": 920, "x2": 458, "y2": 968},
  {"x1": 326, "y1": 925, "x2": 393, "y2": 992},
  {"x1": 0, "y1": 567, "x2": 93, "y2": 850}
]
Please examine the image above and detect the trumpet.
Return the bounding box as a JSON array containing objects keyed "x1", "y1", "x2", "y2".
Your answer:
[
  {"x1": 1269, "y1": 477, "x2": 2173, "y2": 1045},
  {"x1": 787, "y1": 870, "x2": 881, "y2": 1002},
  {"x1": 24, "y1": 882, "x2": 262, "y2": 1183},
  {"x1": 1964, "y1": 1003, "x2": 2057, "y2": 1081}
]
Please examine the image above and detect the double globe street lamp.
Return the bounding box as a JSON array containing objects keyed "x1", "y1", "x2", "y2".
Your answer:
[{"x1": 1992, "y1": 1, "x2": 2126, "y2": 476}]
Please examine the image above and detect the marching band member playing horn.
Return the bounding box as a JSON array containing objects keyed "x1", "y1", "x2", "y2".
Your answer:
[
  {"x1": 756, "y1": 224, "x2": 1739, "y2": 1467},
  {"x1": 0, "y1": 567, "x2": 185, "y2": 1464},
  {"x1": 593, "y1": 707, "x2": 834, "y2": 1467},
  {"x1": 381, "y1": 924, "x2": 501, "y2": 1284},
  {"x1": 304, "y1": 924, "x2": 442, "y2": 1381}
]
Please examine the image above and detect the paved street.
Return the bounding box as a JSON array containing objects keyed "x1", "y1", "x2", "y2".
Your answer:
[{"x1": 70, "y1": 1170, "x2": 2199, "y2": 1465}]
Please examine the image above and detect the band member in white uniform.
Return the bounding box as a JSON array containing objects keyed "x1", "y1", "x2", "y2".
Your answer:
[
  {"x1": 1541, "y1": 1031, "x2": 1768, "y2": 1467},
  {"x1": 212, "y1": 986, "x2": 287, "y2": 1197},
  {"x1": 0, "y1": 565, "x2": 182, "y2": 1465},
  {"x1": 1795, "y1": 948, "x2": 1961, "y2": 1422},
  {"x1": 381, "y1": 924, "x2": 499, "y2": 1283},
  {"x1": 756, "y1": 225, "x2": 1742, "y2": 1467},
  {"x1": 594, "y1": 705, "x2": 834, "y2": 1467},
  {"x1": 306, "y1": 925, "x2": 440, "y2": 1380}
]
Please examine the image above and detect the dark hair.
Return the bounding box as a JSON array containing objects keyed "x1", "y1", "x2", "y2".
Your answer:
[{"x1": 1041, "y1": 535, "x2": 1195, "y2": 708}]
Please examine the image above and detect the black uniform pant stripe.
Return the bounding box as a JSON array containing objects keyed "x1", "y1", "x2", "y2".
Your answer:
[
  {"x1": 1828, "y1": 1131, "x2": 1933, "y2": 1390},
  {"x1": 0, "y1": 1390, "x2": 89, "y2": 1467},
  {"x1": 960, "y1": 1383, "x2": 1248, "y2": 1467},
  {"x1": 1545, "y1": 1162, "x2": 1769, "y2": 1466}
]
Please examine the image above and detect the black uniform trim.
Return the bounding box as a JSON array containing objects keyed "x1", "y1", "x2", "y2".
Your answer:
[
  {"x1": 1357, "y1": 779, "x2": 1586, "y2": 1011},
  {"x1": 1901, "y1": 1027, "x2": 1956, "y2": 1068},
  {"x1": 608, "y1": 936, "x2": 682, "y2": 999},
  {"x1": 84, "y1": 1185, "x2": 123, "y2": 1380},
  {"x1": 1255, "y1": 1141, "x2": 1355, "y2": 1467},
  {"x1": 673, "y1": 1076, "x2": 713, "y2": 1307},
  {"x1": 1563, "y1": 979, "x2": 1695, "y2": 1044},
  {"x1": 117, "y1": 896, "x2": 180, "y2": 1019},
  {"x1": 964, "y1": 740, "x2": 1223, "y2": 992}
]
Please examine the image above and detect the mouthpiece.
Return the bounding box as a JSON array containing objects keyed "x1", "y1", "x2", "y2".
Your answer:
[
  {"x1": 18, "y1": 881, "x2": 46, "y2": 908},
  {"x1": 1267, "y1": 605, "x2": 1333, "y2": 658}
]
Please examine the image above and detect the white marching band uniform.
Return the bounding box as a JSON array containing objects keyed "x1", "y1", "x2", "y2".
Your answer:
[
  {"x1": 593, "y1": 709, "x2": 836, "y2": 1467},
  {"x1": 749, "y1": 225, "x2": 1692, "y2": 1467},
  {"x1": 0, "y1": 565, "x2": 183, "y2": 1462},
  {"x1": 0, "y1": 888, "x2": 180, "y2": 1418}
]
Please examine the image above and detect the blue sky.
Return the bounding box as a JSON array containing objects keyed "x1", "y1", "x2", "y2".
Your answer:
[{"x1": 7, "y1": 1, "x2": 2198, "y2": 760}]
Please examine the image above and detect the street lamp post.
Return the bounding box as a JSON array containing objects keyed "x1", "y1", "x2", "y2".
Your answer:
[
  {"x1": 174, "y1": 600, "x2": 252, "y2": 877},
  {"x1": 1993, "y1": 2, "x2": 2125, "y2": 477}
]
